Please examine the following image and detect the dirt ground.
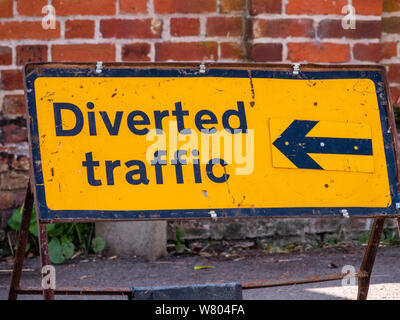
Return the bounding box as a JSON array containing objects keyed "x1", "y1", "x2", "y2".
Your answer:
[{"x1": 1, "y1": 243, "x2": 400, "y2": 300}]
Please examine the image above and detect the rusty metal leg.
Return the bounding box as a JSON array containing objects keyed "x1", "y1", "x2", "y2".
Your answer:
[
  {"x1": 357, "y1": 217, "x2": 385, "y2": 300},
  {"x1": 8, "y1": 180, "x2": 34, "y2": 300},
  {"x1": 37, "y1": 222, "x2": 55, "y2": 300},
  {"x1": 397, "y1": 218, "x2": 400, "y2": 237}
]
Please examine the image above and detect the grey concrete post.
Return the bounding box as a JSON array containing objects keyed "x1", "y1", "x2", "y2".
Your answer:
[{"x1": 95, "y1": 221, "x2": 167, "y2": 261}]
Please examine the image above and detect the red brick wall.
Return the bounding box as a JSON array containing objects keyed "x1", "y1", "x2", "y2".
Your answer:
[{"x1": 0, "y1": 0, "x2": 399, "y2": 215}]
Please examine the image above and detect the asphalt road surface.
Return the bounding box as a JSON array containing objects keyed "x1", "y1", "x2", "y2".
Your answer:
[{"x1": 1, "y1": 244, "x2": 399, "y2": 300}]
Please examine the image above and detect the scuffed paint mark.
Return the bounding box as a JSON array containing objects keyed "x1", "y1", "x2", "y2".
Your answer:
[
  {"x1": 247, "y1": 70, "x2": 255, "y2": 107},
  {"x1": 202, "y1": 190, "x2": 209, "y2": 198},
  {"x1": 223, "y1": 166, "x2": 235, "y2": 204}
]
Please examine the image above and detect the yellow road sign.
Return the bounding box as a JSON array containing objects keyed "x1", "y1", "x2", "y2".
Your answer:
[{"x1": 25, "y1": 64, "x2": 399, "y2": 221}]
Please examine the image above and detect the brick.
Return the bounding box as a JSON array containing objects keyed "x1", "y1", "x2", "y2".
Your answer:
[
  {"x1": 249, "y1": 43, "x2": 282, "y2": 62},
  {"x1": 1, "y1": 70, "x2": 23, "y2": 90},
  {"x1": 390, "y1": 86, "x2": 400, "y2": 105},
  {"x1": 16, "y1": 45, "x2": 48, "y2": 65},
  {"x1": 286, "y1": 0, "x2": 347, "y2": 14},
  {"x1": 383, "y1": 0, "x2": 400, "y2": 12},
  {"x1": 206, "y1": 17, "x2": 243, "y2": 37},
  {"x1": 65, "y1": 20, "x2": 95, "y2": 39},
  {"x1": 101, "y1": 19, "x2": 162, "y2": 39},
  {"x1": 0, "y1": 21, "x2": 60, "y2": 40},
  {"x1": 0, "y1": 192, "x2": 14, "y2": 210},
  {"x1": 354, "y1": 43, "x2": 397, "y2": 62},
  {"x1": 1, "y1": 122, "x2": 27, "y2": 144},
  {"x1": 154, "y1": 0, "x2": 217, "y2": 13},
  {"x1": 253, "y1": 19, "x2": 314, "y2": 38},
  {"x1": 11, "y1": 156, "x2": 30, "y2": 171},
  {"x1": 52, "y1": 44, "x2": 115, "y2": 62},
  {"x1": 288, "y1": 42, "x2": 350, "y2": 63},
  {"x1": 0, "y1": 172, "x2": 29, "y2": 190},
  {"x1": 250, "y1": 0, "x2": 281, "y2": 14},
  {"x1": 120, "y1": 0, "x2": 148, "y2": 13},
  {"x1": 382, "y1": 17, "x2": 400, "y2": 34},
  {"x1": 3, "y1": 95, "x2": 26, "y2": 115},
  {"x1": 388, "y1": 64, "x2": 400, "y2": 82},
  {"x1": 220, "y1": 42, "x2": 243, "y2": 60},
  {"x1": 121, "y1": 43, "x2": 151, "y2": 61},
  {"x1": 0, "y1": 0, "x2": 13, "y2": 17},
  {"x1": 381, "y1": 42, "x2": 398, "y2": 60},
  {"x1": 155, "y1": 42, "x2": 218, "y2": 61},
  {"x1": 353, "y1": 0, "x2": 382, "y2": 15},
  {"x1": 318, "y1": 20, "x2": 381, "y2": 39},
  {"x1": 170, "y1": 18, "x2": 200, "y2": 36},
  {"x1": 17, "y1": 0, "x2": 47, "y2": 16},
  {"x1": 0, "y1": 153, "x2": 11, "y2": 173},
  {"x1": 220, "y1": 0, "x2": 246, "y2": 13},
  {"x1": 0, "y1": 46, "x2": 12, "y2": 65},
  {"x1": 52, "y1": 0, "x2": 116, "y2": 15}
]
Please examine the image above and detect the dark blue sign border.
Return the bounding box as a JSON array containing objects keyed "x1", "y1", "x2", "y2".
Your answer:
[{"x1": 25, "y1": 65, "x2": 400, "y2": 221}]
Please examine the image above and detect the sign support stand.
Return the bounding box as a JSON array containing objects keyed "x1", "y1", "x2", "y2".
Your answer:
[{"x1": 7, "y1": 180, "x2": 391, "y2": 300}]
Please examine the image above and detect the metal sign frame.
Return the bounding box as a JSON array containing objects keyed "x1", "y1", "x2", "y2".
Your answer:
[
  {"x1": 25, "y1": 63, "x2": 400, "y2": 222},
  {"x1": 8, "y1": 63, "x2": 400, "y2": 300}
]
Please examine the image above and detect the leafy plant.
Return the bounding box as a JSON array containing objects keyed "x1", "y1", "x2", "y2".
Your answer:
[
  {"x1": 382, "y1": 228, "x2": 399, "y2": 245},
  {"x1": 8, "y1": 206, "x2": 105, "y2": 264},
  {"x1": 174, "y1": 228, "x2": 185, "y2": 253}
]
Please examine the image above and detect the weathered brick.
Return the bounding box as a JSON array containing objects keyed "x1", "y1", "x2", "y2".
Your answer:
[
  {"x1": 101, "y1": 19, "x2": 162, "y2": 39},
  {"x1": 2, "y1": 95, "x2": 26, "y2": 116},
  {"x1": 388, "y1": 64, "x2": 400, "y2": 82},
  {"x1": 156, "y1": 42, "x2": 218, "y2": 61},
  {"x1": 0, "y1": 191, "x2": 14, "y2": 210},
  {"x1": 353, "y1": 0, "x2": 382, "y2": 15},
  {"x1": 0, "y1": 171, "x2": 29, "y2": 190},
  {"x1": 390, "y1": 86, "x2": 400, "y2": 105},
  {"x1": 353, "y1": 43, "x2": 397, "y2": 62},
  {"x1": 154, "y1": 0, "x2": 217, "y2": 13},
  {"x1": 250, "y1": 0, "x2": 281, "y2": 14},
  {"x1": 220, "y1": 0, "x2": 246, "y2": 13},
  {"x1": 206, "y1": 17, "x2": 243, "y2": 37},
  {"x1": 52, "y1": 0, "x2": 116, "y2": 15},
  {"x1": 0, "y1": 0, "x2": 13, "y2": 17},
  {"x1": 381, "y1": 42, "x2": 398, "y2": 60},
  {"x1": 121, "y1": 43, "x2": 151, "y2": 61},
  {"x1": 1, "y1": 70, "x2": 23, "y2": 90},
  {"x1": 17, "y1": 0, "x2": 48, "y2": 16},
  {"x1": 0, "y1": 21, "x2": 60, "y2": 40},
  {"x1": 288, "y1": 42, "x2": 350, "y2": 63},
  {"x1": 65, "y1": 20, "x2": 95, "y2": 39},
  {"x1": 1, "y1": 122, "x2": 27, "y2": 144},
  {"x1": 286, "y1": 0, "x2": 347, "y2": 14},
  {"x1": 382, "y1": 17, "x2": 400, "y2": 33},
  {"x1": 170, "y1": 18, "x2": 200, "y2": 36},
  {"x1": 16, "y1": 45, "x2": 48, "y2": 65},
  {"x1": 253, "y1": 19, "x2": 314, "y2": 38},
  {"x1": 0, "y1": 153, "x2": 11, "y2": 173},
  {"x1": 383, "y1": 0, "x2": 400, "y2": 12},
  {"x1": 11, "y1": 156, "x2": 30, "y2": 171},
  {"x1": 119, "y1": 0, "x2": 148, "y2": 13},
  {"x1": 249, "y1": 43, "x2": 282, "y2": 62},
  {"x1": 220, "y1": 42, "x2": 243, "y2": 60},
  {"x1": 52, "y1": 44, "x2": 115, "y2": 62},
  {"x1": 0, "y1": 46, "x2": 12, "y2": 65},
  {"x1": 318, "y1": 19, "x2": 381, "y2": 39}
]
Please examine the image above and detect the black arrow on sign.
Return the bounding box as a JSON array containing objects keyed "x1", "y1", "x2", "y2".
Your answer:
[{"x1": 272, "y1": 120, "x2": 373, "y2": 170}]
